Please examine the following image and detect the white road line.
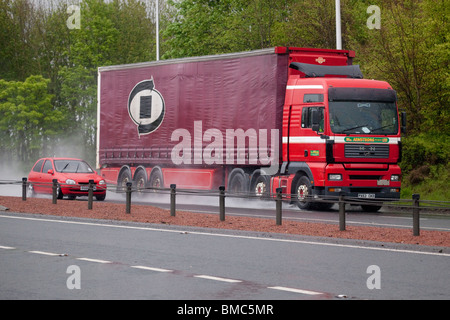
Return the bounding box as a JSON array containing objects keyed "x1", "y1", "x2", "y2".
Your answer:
[
  {"x1": 29, "y1": 250, "x2": 60, "y2": 256},
  {"x1": 194, "y1": 275, "x2": 242, "y2": 283},
  {"x1": 76, "y1": 257, "x2": 112, "y2": 264},
  {"x1": 0, "y1": 245, "x2": 15, "y2": 250},
  {"x1": 268, "y1": 286, "x2": 323, "y2": 296},
  {"x1": 131, "y1": 265, "x2": 173, "y2": 273},
  {"x1": 1, "y1": 214, "x2": 449, "y2": 257}
]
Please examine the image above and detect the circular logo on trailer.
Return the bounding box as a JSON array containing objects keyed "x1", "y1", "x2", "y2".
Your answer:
[{"x1": 128, "y1": 78, "x2": 165, "y2": 137}]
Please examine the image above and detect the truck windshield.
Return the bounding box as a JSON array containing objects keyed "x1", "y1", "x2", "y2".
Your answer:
[{"x1": 329, "y1": 101, "x2": 398, "y2": 135}]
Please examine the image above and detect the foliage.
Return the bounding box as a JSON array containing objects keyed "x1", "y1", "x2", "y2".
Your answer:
[{"x1": 0, "y1": 75, "x2": 61, "y2": 164}]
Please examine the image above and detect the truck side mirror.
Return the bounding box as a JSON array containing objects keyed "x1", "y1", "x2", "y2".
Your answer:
[
  {"x1": 401, "y1": 111, "x2": 407, "y2": 134},
  {"x1": 311, "y1": 109, "x2": 320, "y2": 132}
]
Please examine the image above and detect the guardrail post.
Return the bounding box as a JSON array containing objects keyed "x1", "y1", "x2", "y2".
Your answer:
[
  {"x1": 52, "y1": 179, "x2": 58, "y2": 204},
  {"x1": 88, "y1": 179, "x2": 94, "y2": 210},
  {"x1": 339, "y1": 194, "x2": 346, "y2": 231},
  {"x1": 412, "y1": 194, "x2": 420, "y2": 236},
  {"x1": 219, "y1": 186, "x2": 225, "y2": 221},
  {"x1": 276, "y1": 188, "x2": 282, "y2": 225},
  {"x1": 22, "y1": 177, "x2": 27, "y2": 201},
  {"x1": 170, "y1": 184, "x2": 176, "y2": 217},
  {"x1": 126, "y1": 182, "x2": 132, "y2": 214}
]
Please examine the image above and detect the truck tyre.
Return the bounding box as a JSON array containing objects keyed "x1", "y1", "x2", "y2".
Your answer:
[
  {"x1": 228, "y1": 169, "x2": 249, "y2": 195},
  {"x1": 134, "y1": 169, "x2": 148, "y2": 194},
  {"x1": 149, "y1": 168, "x2": 163, "y2": 191},
  {"x1": 294, "y1": 175, "x2": 313, "y2": 210},
  {"x1": 251, "y1": 175, "x2": 270, "y2": 199},
  {"x1": 361, "y1": 204, "x2": 382, "y2": 212},
  {"x1": 117, "y1": 169, "x2": 132, "y2": 193}
]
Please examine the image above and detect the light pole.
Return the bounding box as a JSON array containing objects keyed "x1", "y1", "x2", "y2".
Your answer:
[
  {"x1": 335, "y1": 0, "x2": 342, "y2": 50},
  {"x1": 156, "y1": 0, "x2": 160, "y2": 60}
]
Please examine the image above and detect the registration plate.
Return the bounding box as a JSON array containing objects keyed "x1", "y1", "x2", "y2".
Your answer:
[
  {"x1": 358, "y1": 193, "x2": 375, "y2": 199},
  {"x1": 80, "y1": 185, "x2": 96, "y2": 191}
]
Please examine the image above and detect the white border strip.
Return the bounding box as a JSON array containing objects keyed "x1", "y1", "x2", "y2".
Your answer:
[
  {"x1": 282, "y1": 136, "x2": 325, "y2": 144},
  {"x1": 286, "y1": 85, "x2": 324, "y2": 90}
]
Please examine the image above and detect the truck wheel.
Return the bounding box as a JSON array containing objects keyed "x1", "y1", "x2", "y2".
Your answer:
[
  {"x1": 117, "y1": 170, "x2": 132, "y2": 193},
  {"x1": 294, "y1": 175, "x2": 313, "y2": 210},
  {"x1": 228, "y1": 169, "x2": 249, "y2": 195},
  {"x1": 149, "y1": 169, "x2": 163, "y2": 191},
  {"x1": 134, "y1": 170, "x2": 148, "y2": 194},
  {"x1": 252, "y1": 175, "x2": 270, "y2": 199},
  {"x1": 361, "y1": 204, "x2": 382, "y2": 212}
]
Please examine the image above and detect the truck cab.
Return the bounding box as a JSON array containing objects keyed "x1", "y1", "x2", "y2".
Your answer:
[{"x1": 277, "y1": 62, "x2": 403, "y2": 211}]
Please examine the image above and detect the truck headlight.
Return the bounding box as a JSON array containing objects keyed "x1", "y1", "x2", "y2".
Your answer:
[
  {"x1": 328, "y1": 174, "x2": 342, "y2": 181},
  {"x1": 391, "y1": 175, "x2": 400, "y2": 181}
]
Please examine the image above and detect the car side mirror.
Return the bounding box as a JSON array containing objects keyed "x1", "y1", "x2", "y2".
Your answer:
[{"x1": 47, "y1": 169, "x2": 54, "y2": 175}]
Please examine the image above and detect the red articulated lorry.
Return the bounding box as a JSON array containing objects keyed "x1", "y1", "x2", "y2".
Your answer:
[{"x1": 97, "y1": 47, "x2": 405, "y2": 212}]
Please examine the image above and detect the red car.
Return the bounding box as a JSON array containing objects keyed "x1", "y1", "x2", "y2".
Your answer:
[{"x1": 28, "y1": 157, "x2": 107, "y2": 201}]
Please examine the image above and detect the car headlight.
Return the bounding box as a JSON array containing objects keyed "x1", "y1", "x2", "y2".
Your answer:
[
  {"x1": 328, "y1": 174, "x2": 342, "y2": 181},
  {"x1": 391, "y1": 175, "x2": 400, "y2": 181},
  {"x1": 65, "y1": 179, "x2": 76, "y2": 185},
  {"x1": 98, "y1": 180, "x2": 106, "y2": 185}
]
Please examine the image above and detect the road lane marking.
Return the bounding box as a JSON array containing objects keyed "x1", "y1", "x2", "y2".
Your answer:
[
  {"x1": 268, "y1": 286, "x2": 323, "y2": 296},
  {"x1": 76, "y1": 257, "x2": 112, "y2": 264},
  {"x1": 1, "y1": 214, "x2": 449, "y2": 257},
  {"x1": 131, "y1": 265, "x2": 173, "y2": 273},
  {"x1": 0, "y1": 245, "x2": 15, "y2": 250},
  {"x1": 194, "y1": 275, "x2": 242, "y2": 283},
  {"x1": 29, "y1": 250, "x2": 60, "y2": 256}
]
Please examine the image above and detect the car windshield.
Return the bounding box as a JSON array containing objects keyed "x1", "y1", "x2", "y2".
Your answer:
[
  {"x1": 54, "y1": 160, "x2": 94, "y2": 173},
  {"x1": 329, "y1": 101, "x2": 399, "y2": 135}
]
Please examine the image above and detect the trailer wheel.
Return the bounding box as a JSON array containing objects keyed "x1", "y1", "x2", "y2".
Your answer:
[
  {"x1": 149, "y1": 168, "x2": 163, "y2": 191},
  {"x1": 294, "y1": 175, "x2": 313, "y2": 210},
  {"x1": 228, "y1": 169, "x2": 249, "y2": 195},
  {"x1": 117, "y1": 169, "x2": 132, "y2": 193},
  {"x1": 134, "y1": 170, "x2": 148, "y2": 194}
]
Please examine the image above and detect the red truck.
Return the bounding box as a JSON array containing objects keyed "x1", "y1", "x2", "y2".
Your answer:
[{"x1": 97, "y1": 47, "x2": 404, "y2": 212}]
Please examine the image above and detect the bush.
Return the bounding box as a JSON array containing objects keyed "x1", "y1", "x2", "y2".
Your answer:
[{"x1": 400, "y1": 133, "x2": 450, "y2": 174}]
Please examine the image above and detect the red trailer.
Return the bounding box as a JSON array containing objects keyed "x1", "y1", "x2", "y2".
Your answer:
[{"x1": 97, "y1": 47, "x2": 403, "y2": 211}]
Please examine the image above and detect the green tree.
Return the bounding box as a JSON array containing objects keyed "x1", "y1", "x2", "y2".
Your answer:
[
  {"x1": 361, "y1": 0, "x2": 449, "y2": 135},
  {"x1": 0, "y1": 75, "x2": 62, "y2": 165}
]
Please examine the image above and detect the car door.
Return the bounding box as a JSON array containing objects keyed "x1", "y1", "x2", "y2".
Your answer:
[
  {"x1": 29, "y1": 159, "x2": 44, "y2": 193},
  {"x1": 40, "y1": 159, "x2": 55, "y2": 194}
]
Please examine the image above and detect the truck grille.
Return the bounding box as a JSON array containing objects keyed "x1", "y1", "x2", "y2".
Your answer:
[{"x1": 345, "y1": 144, "x2": 389, "y2": 158}]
